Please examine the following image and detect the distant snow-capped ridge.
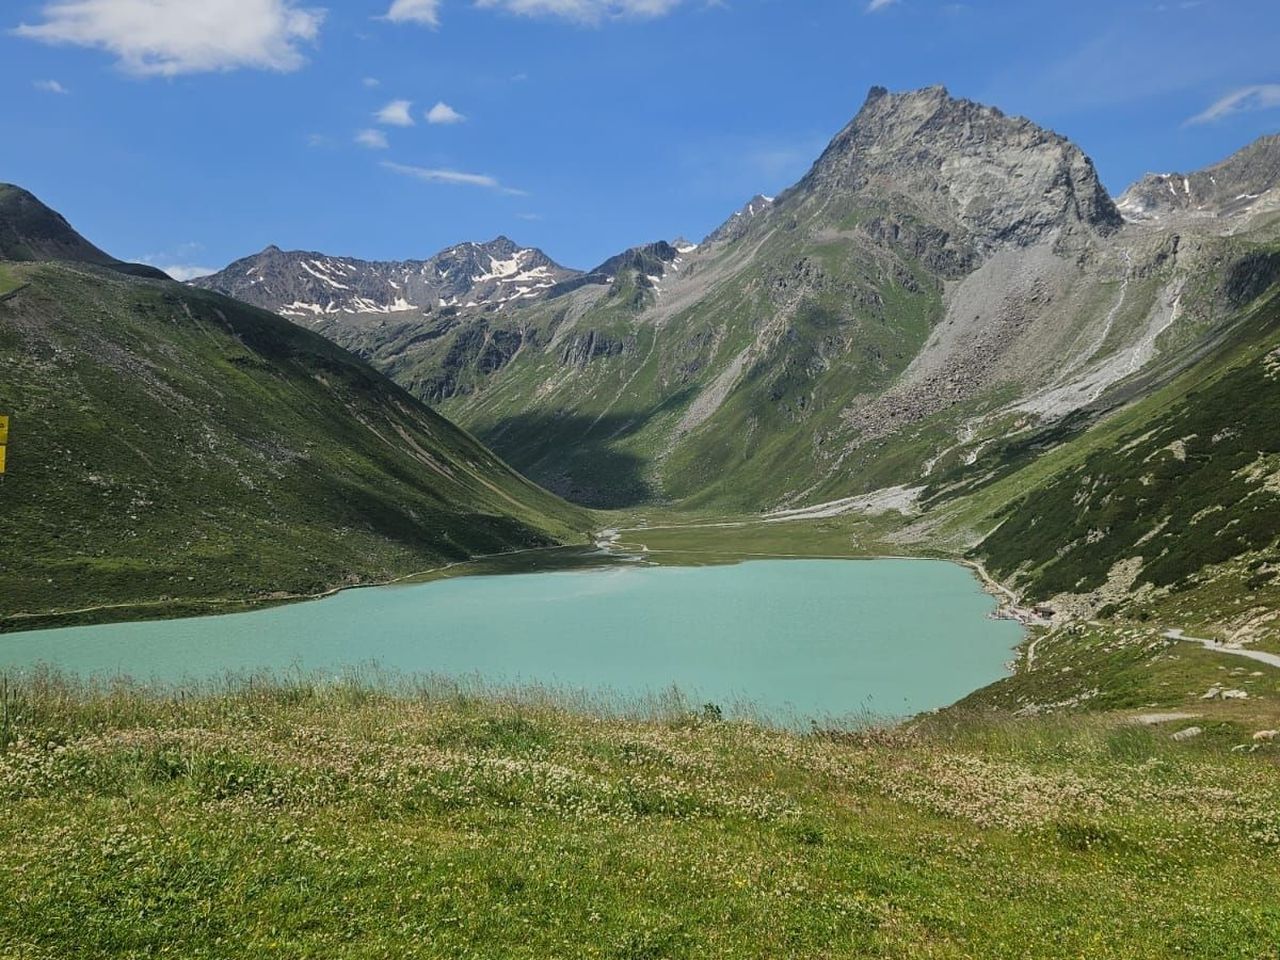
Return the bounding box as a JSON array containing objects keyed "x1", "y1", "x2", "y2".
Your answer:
[{"x1": 191, "y1": 237, "x2": 580, "y2": 320}]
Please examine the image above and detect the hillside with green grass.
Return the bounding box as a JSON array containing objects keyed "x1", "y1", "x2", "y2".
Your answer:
[
  {"x1": 1, "y1": 674, "x2": 1278, "y2": 959},
  {"x1": 976, "y1": 283, "x2": 1280, "y2": 613},
  {"x1": 0, "y1": 184, "x2": 167, "y2": 280},
  {"x1": 0, "y1": 248, "x2": 590, "y2": 627}
]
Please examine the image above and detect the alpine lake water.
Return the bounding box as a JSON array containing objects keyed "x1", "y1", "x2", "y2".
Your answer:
[{"x1": 0, "y1": 556, "x2": 1024, "y2": 724}]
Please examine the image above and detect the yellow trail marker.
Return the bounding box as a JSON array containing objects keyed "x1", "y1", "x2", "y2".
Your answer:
[
  {"x1": 0, "y1": 444, "x2": 5, "y2": 475},
  {"x1": 0, "y1": 414, "x2": 7, "y2": 474}
]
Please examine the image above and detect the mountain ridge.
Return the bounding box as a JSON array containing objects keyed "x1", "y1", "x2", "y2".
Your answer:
[
  {"x1": 186, "y1": 86, "x2": 1280, "y2": 518},
  {"x1": 192, "y1": 236, "x2": 579, "y2": 321}
]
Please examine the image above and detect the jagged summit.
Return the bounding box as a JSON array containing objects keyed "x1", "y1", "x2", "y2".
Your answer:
[
  {"x1": 794, "y1": 84, "x2": 1123, "y2": 250},
  {"x1": 194, "y1": 236, "x2": 579, "y2": 319},
  {"x1": 0, "y1": 183, "x2": 168, "y2": 279},
  {"x1": 1117, "y1": 132, "x2": 1280, "y2": 223}
]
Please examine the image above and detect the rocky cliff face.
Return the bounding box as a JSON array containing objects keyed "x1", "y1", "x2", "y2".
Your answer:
[
  {"x1": 794, "y1": 87, "x2": 1123, "y2": 253},
  {"x1": 193, "y1": 237, "x2": 578, "y2": 320}
]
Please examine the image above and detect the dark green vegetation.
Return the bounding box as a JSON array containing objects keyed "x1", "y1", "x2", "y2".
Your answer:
[
  {"x1": 2, "y1": 675, "x2": 1278, "y2": 959},
  {"x1": 0, "y1": 258, "x2": 588, "y2": 627},
  {"x1": 917, "y1": 265, "x2": 1280, "y2": 662}
]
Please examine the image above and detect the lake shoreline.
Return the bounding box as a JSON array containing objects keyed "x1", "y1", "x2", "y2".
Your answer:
[
  {"x1": 0, "y1": 558, "x2": 1023, "y2": 722},
  {"x1": 1, "y1": 539, "x2": 1037, "y2": 649}
]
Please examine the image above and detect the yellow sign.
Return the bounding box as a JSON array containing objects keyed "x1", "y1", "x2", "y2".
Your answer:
[
  {"x1": 0, "y1": 444, "x2": 5, "y2": 475},
  {"x1": 0, "y1": 414, "x2": 7, "y2": 474}
]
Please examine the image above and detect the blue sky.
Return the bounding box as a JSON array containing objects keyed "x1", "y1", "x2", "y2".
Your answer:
[{"x1": 3, "y1": 0, "x2": 1279, "y2": 277}]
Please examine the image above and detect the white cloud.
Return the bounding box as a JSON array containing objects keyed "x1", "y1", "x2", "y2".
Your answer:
[
  {"x1": 14, "y1": 0, "x2": 325, "y2": 77},
  {"x1": 375, "y1": 98, "x2": 414, "y2": 126},
  {"x1": 157, "y1": 264, "x2": 217, "y2": 281},
  {"x1": 33, "y1": 78, "x2": 70, "y2": 93},
  {"x1": 1187, "y1": 84, "x2": 1280, "y2": 125},
  {"x1": 362, "y1": 76, "x2": 380, "y2": 87},
  {"x1": 866, "y1": 0, "x2": 899, "y2": 11},
  {"x1": 136, "y1": 247, "x2": 216, "y2": 280},
  {"x1": 382, "y1": 161, "x2": 525, "y2": 194},
  {"x1": 472, "y1": 0, "x2": 687, "y2": 24},
  {"x1": 384, "y1": 0, "x2": 441, "y2": 26},
  {"x1": 355, "y1": 128, "x2": 389, "y2": 149},
  {"x1": 426, "y1": 101, "x2": 465, "y2": 124}
]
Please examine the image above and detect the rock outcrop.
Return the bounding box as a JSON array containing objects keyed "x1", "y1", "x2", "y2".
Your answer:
[{"x1": 793, "y1": 86, "x2": 1123, "y2": 254}]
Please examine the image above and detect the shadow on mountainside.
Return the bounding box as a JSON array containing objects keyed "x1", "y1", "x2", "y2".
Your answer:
[{"x1": 475, "y1": 411, "x2": 661, "y2": 510}]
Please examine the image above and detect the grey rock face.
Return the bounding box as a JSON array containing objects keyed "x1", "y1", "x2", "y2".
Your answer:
[
  {"x1": 794, "y1": 86, "x2": 1123, "y2": 253},
  {"x1": 704, "y1": 195, "x2": 776, "y2": 245},
  {"x1": 192, "y1": 237, "x2": 578, "y2": 320}
]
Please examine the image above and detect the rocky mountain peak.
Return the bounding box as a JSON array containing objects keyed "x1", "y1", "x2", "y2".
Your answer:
[
  {"x1": 797, "y1": 85, "x2": 1123, "y2": 251},
  {"x1": 1117, "y1": 133, "x2": 1280, "y2": 224},
  {"x1": 704, "y1": 194, "x2": 776, "y2": 245}
]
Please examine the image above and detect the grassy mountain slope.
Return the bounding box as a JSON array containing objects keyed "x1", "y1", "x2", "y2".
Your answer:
[
  {"x1": 0, "y1": 259, "x2": 589, "y2": 626},
  {"x1": 967, "y1": 273, "x2": 1280, "y2": 635},
  {"x1": 442, "y1": 225, "x2": 948, "y2": 511},
  {"x1": 0, "y1": 184, "x2": 167, "y2": 280}
]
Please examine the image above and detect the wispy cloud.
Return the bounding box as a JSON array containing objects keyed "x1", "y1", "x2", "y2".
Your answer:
[
  {"x1": 1186, "y1": 84, "x2": 1280, "y2": 125},
  {"x1": 472, "y1": 0, "x2": 687, "y2": 25},
  {"x1": 375, "y1": 99, "x2": 415, "y2": 126},
  {"x1": 362, "y1": 76, "x2": 380, "y2": 88},
  {"x1": 355, "y1": 128, "x2": 390, "y2": 149},
  {"x1": 384, "y1": 0, "x2": 440, "y2": 26},
  {"x1": 866, "y1": 0, "x2": 898, "y2": 10},
  {"x1": 14, "y1": 0, "x2": 324, "y2": 77},
  {"x1": 32, "y1": 78, "x2": 70, "y2": 93},
  {"x1": 137, "y1": 245, "x2": 215, "y2": 281},
  {"x1": 381, "y1": 161, "x2": 525, "y2": 194},
  {"x1": 426, "y1": 101, "x2": 465, "y2": 124},
  {"x1": 379, "y1": 0, "x2": 707, "y2": 28},
  {"x1": 156, "y1": 264, "x2": 217, "y2": 281}
]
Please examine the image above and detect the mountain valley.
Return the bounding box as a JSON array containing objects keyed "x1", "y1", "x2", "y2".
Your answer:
[
  {"x1": 5, "y1": 18, "x2": 1280, "y2": 949},
  {"x1": 0, "y1": 186, "x2": 590, "y2": 626}
]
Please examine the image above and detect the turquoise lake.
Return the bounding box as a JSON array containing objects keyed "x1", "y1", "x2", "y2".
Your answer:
[{"x1": 0, "y1": 559, "x2": 1024, "y2": 721}]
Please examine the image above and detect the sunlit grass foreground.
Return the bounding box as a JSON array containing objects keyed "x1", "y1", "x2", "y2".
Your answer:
[{"x1": 1, "y1": 670, "x2": 1279, "y2": 958}]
